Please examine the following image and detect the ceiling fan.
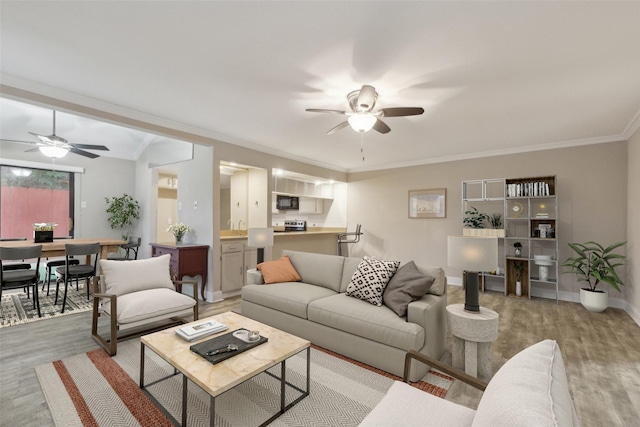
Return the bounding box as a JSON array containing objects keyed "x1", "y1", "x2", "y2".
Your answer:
[
  {"x1": 0, "y1": 110, "x2": 110, "y2": 159},
  {"x1": 306, "y1": 85, "x2": 424, "y2": 134}
]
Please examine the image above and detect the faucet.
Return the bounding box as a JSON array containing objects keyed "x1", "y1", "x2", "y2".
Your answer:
[
  {"x1": 227, "y1": 219, "x2": 235, "y2": 230},
  {"x1": 238, "y1": 220, "x2": 246, "y2": 232}
]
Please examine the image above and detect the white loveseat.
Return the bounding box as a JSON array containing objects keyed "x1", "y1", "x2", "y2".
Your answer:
[
  {"x1": 360, "y1": 339, "x2": 580, "y2": 427},
  {"x1": 242, "y1": 250, "x2": 447, "y2": 381}
]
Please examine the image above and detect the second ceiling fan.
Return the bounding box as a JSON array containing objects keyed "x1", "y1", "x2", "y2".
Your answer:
[{"x1": 306, "y1": 85, "x2": 424, "y2": 134}]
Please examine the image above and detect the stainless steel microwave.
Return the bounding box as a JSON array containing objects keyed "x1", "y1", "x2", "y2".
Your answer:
[{"x1": 276, "y1": 195, "x2": 299, "y2": 210}]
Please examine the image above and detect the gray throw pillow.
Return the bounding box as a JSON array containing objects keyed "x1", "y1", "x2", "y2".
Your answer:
[{"x1": 383, "y1": 261, "x2": 435, "y2": 317}]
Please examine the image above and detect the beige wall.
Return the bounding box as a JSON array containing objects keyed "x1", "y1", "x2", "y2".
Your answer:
[
  {"x1": 627, "y1": 128, "x2": 640, "y2": 324},
  {"x1": 347, "y1": 142, "x2": 629, "y2": 304}
]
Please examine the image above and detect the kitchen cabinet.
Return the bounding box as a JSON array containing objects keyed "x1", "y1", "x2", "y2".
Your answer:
[
  {"x1": 221, "y1": 241, "x2": 258, "y2": 293},
  {"x1": 150, "y1": 243, "x2": 209, "y2": 300},
  {"x1": 221, "y1": 242, "x2": 244, "y2": 293},
  {"x1": 298, "y1": 196, "x2": 324, "y2": 214}
]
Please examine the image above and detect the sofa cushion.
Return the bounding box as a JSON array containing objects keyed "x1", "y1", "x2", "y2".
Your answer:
[
  {"x1": 340, "y1": 256, "x2": 363, "y2": 293},
  {"x1": 103, "y1": 288, "x2": 196, "y2": 325},
  {"x1": 99, "y1": 255, "x2": 174, "y2": 296},
  {"x1": 359, "y1": 381, "x2": 476, "y2": 427},
  {"x1": 283, "y1": 250, "x2": 345, "y2": 292},
  {"x1": 383, "y1": 261, "x2": 435, "y2": 317},
  {"x1": 472, "y1": 340, "x2": 580, "y2": 427},
  {"x1": 242, "y1": 282, "x2": 337, "y2": 319},
  {"x1": 308, "y1": 293, "x2": 424, "y2": 350},
  {"x1": 257, "y1": 255, "x2": 301, "y2": 284},
  {"x1": 420, "y1": 265, "x2": 446, "y2": 296},
  {"x1": 346, "y1": 256, "x2": 400, "y2": 306}
]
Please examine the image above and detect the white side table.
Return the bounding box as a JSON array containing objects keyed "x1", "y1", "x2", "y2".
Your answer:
[{"x1": 446, "y1": 303, "x2": 499, "y2": 379}]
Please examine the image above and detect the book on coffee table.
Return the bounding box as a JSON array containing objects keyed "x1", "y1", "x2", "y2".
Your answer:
[{"x1": 176, "y1": 320, "x2": 228, "y2": 342}]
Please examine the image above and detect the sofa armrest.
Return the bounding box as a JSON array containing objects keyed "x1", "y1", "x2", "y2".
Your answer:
[
  {"x1": 407, "y1": 293, "x2": 447, "y2": 359},
  {"x1": 404, "y1": 349, "x2": 487, "y2": 391},
  {"x1": 246, "y1": 268, "x2": 265, "y2": 285}
]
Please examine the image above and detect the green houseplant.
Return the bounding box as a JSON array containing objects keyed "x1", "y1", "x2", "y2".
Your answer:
[
  {"x1": 562, "y1": 241, "x2": 627, "y2": 312},
  {"x1": 463, "y1": 206, "x2": 489, "y2": 229},
  {"x1": 105, "y1": 194, "x2": 140, "y2": 239}
]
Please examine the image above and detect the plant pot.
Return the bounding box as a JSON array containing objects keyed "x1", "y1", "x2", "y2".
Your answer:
[
  {"x1": 580, "y1": 288, "x2": 608, "y2": 312},
  {"x1": 34, "y1": 230, "x2": 54, "y2": 243}
]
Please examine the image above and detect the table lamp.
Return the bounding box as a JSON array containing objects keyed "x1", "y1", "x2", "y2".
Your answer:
[
  {"x1": 448, "y1": 236, "x2": 498, "y2": 312},
  {"x1": 247, "y1": 228, "x2": 274, "y2": 264}
]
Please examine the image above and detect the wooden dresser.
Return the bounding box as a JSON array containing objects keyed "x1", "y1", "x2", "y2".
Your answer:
[{"x1": 150, "y1": 243, "x2": 209, "y2": 300}]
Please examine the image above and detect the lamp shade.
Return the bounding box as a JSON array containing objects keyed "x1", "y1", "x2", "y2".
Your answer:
[
  {"x1": 247, "y1": 228, "x2": 274, "y2": 248},
  {"x1": 39, "y1": 145, "x2": 69, "y2": 158},
  {"x1": 348, "y1": 114, "x2": 377, "y2": 132},
  {"x1": 447, "y1": 236, "x2": 498, "y2": 272}
]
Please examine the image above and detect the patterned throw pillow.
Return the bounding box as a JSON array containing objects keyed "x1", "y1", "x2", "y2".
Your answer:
[{"x1": 346, "y1": 256, "x2": 400, "y2": 306}]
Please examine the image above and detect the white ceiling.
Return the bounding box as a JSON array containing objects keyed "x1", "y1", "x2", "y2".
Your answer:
[{"x1": 1, "y1": 1, "x2": 639, "y2": 172}]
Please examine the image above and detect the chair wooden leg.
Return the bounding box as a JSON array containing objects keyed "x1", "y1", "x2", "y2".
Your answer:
[
  {"x1": 34, "y1": 283, "x2": 41, "y2": 317},
  {"x1": 61, "y1": 277, "x2": 69, "y2": 313}
]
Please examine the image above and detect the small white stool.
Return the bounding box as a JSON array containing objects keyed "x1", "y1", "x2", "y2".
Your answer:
[{"x1": 446, "y1": 303, "x2": 499, "y2": 379}]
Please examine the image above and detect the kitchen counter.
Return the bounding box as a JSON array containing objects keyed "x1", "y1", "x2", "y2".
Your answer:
[{"x1": 220, "y1": 228, "x2": 345, "y2": 240}]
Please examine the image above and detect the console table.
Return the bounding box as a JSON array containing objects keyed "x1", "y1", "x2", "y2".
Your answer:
[
  {"x1": 446, "y1": 303, "x2": 499, "y2": 379},
  {"x1": 150, "y1": 243, "x2": 209, "y2": 300}
]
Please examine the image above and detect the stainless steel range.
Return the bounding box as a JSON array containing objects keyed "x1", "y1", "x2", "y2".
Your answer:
[{"x1": 284, "y1": 220, "x2": 306, "y2": 232}]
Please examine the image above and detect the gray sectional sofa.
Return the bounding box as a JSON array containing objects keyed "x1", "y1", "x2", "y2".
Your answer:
[{"x1": 241, "y1": 250, "x2": 447, "y2": 381}]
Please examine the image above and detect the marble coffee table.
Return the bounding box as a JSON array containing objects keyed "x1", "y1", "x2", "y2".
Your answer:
[{"x1": 140, "y1": 311, "x2": 310, "y2": 426}]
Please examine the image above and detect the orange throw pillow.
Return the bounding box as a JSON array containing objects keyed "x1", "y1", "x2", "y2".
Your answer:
[{"x1": 257, "y1": 255, "x2": 302, "y2": 284}]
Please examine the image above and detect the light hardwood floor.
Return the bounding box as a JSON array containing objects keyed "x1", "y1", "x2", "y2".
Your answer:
[{"x1": 1, "y1": 287, "x2": 638, "y2": 426}]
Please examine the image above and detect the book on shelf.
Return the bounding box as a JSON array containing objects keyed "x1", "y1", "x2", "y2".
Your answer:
[{"x1": 175, "y1": 320, "x2": 228, "y2": 342}]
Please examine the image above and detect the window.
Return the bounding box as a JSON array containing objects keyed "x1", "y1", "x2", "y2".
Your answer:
[{"x1": 0, "y1": 165, "x2": 75, "y2": 239}]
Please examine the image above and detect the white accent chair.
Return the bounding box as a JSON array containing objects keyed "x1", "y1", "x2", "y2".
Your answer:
[
  {"x1": 91, "y1": 254, "x2": 198, "y2": 356},
  {"x1": 360, "y1": 340, "x2": 580, "y2": 427}
]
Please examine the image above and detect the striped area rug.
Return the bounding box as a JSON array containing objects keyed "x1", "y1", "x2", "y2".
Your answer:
[{"x1": 36, "y1": 339, "x2": 453, "y2": 426}]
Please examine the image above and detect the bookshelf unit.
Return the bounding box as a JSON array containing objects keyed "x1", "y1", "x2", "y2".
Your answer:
[{"x1": 462, "y1": 176, "x2": 558, "y2": 302}]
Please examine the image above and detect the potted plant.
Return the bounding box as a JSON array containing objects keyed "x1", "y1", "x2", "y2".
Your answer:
[
  {"x1": 105, "y1": 194, "x2": 140, "y2": 240},
  {"x1": 167, "y1": 223, "x2": 191, "y2": 244},
  {"x1": 488, "y1": 213, "x2": 502, "y2": 229},
  {"x1": 513, "y1": 241, "x2": 523, "y2": 257},
  {"x1": 33, "y1": 222, "x2": 56, "y2": 243},
  {"x1": 513, "y1": 261, "x2": 525, "y2": 296},
  {"x1": 463, "y1": 206, "x2": 489, "y2": 229},
  {"x1": 562, "y1": 241, "x2": 627, "y2": 312}
]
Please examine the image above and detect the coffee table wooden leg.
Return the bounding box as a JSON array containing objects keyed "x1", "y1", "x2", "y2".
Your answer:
[{"x1": 183, "y1": 375, "x2": 188, "y2": 426}]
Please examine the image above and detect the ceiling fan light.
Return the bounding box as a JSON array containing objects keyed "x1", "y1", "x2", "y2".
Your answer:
[
  {"x1": 348, "y1": 114, "x2": 377, "y2": 132},
  {"x1": 40, "y1": 145, "x2": 69, "y2": 158}
]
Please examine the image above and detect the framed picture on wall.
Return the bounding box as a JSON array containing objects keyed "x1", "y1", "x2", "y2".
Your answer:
[{"x1": 409, "y1": 188, "x2": 446, "y2": 218}]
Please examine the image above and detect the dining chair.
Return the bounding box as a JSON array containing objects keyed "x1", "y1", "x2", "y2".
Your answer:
[
  {"x1": 54, "y1": 242, "x2": 100, "y2": 313},
  {"x1": 107, "y1": 236, "x2": 141, "y2": 261},
  {"x1": 0, "y1": 245, "x2": 43, "y2": 317}
]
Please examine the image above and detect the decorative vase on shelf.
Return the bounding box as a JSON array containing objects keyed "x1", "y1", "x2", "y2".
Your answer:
[
  {"x1": 539, "y1": 265, "x2": 549, "y2": 281},
  {"x1": 515, "y1": 247, "x2": 522, "y2": 257},
  {"x1": 516, "y1": 281, "x2": 522, "y2": 297}
]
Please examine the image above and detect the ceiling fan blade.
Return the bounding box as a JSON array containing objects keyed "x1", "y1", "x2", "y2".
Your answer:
[
  {"x1": 327, "y1": 121, "x2": 350, "y2": 135},
  {"x1": 25, "y1": 147, "x2": 41, "y2": 152},
  {"x1": 69, "y1": 147, "x2": 100, "y2": 159},
  {"x1": 306, "y1": 109, "x2": 346, "y2": 115},
  {"x1": 71, "y1": 143, "x2": 110, "y2": 151},
  {"x1": 357, "y1": 85, "x2": 376, "y2": 111},
  {"x1": 380, "y1": 107, "x2": 425, "y2": 117},
  {"x1": 372, "y1": 118, "x2": 391, "y2": 134},
  {"x1": 1, "y1": 138, "x2": 39, "y2": 145}
]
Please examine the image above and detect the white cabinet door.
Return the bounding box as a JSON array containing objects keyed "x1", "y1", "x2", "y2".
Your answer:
[
  {"x1": 221, "y1": 251, "x2": 244, "y2": 292},
  {"x1": 298, "y1": 196, "x2": 324, "y2": 214}
]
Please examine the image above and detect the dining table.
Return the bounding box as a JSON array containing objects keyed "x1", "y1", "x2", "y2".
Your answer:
[{"x1": 0, "y1": 238, "x2": 126, "y2": 263}]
